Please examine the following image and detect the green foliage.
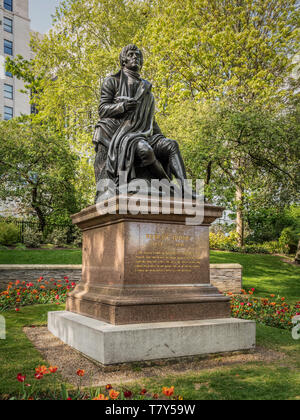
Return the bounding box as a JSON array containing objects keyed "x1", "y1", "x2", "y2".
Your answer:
[
  {"x1": 142, "y1": 0, "x2": 299, "y2": 108},
  {"x1": 158, "y1": 101, "x2": 299, "y2": 218},
  {"x1": 72, "y1": 226, "x2": 82, "y2": 248},
  {"x1": 246, "y1": 206, "x2": 296, "y2": 243},
  {"x1": 209, "y1": 231, "x2": 239, "y2": 251},
  {"x1": 25, "y1": 0, "x2": 151, "y2": 206},
  {"x1": 209, "y1": 231, "x2": 281, "y2": 254},
  {"x1": 142, "y1": 0, "x2": 300, "y2": 244},
  {"x1": 0, "y1": 222, "x2": 19, "y2": 246},
  {"x1": 14, "y1": 243, "x2": 27, "y2": 251},
  {"x1": 5, "y1": 54, "x2": 43, "y2": 99},
  {"x1": 45, "y1": 227, "x2": 69, "y2": 248},
  {"x1": 0, "y1": 117, "x2": 80, "y2": 228},
  {"x1": 40, "y1": 244, "x2": 56, "y2": 250},
  {"x1": 279, "y1": 227, "x2": 299, "y2": 254},
  {"x1": 241, "y1": 244, "x2": 270, "y2": 254},
  {"x1": 262, "y1": 241, "x2": 282, "y2": 255},
  {"x1": 23, "y1": 226, "x2": 43, "y2": 249},
  {"x1": 5, "y1": 0, "x2": 300, "y2": 245}
]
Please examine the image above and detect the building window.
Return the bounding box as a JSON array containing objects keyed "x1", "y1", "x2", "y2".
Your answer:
[
  {"x1": 5, "y1": 63, "x2": 13, "y2": 78},
  {"x1": 4, "y1": 40, "x2": 13, "y2": 56},
  {"x1": 4, "y1": 83, "x2": 13, "y2": 99},
  {"x1": 4, "y1": 17, "x2": 13, "y2": 33},
  {"x1": 4, "y1": 0, "x2": 13, "y2": 12},
  {"x1": 4, "y1": 106, "x2": 13, "y2": 120}
]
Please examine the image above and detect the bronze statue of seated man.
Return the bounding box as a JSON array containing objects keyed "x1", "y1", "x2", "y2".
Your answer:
[{"x1": 93, "y1": 44, "x2": 194, "y2": 201}]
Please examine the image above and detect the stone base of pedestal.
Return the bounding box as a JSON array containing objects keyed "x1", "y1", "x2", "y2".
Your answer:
[
  {"x1": 48, "y1": 311, "x2": 256, "y2": 365},
  {"x1": 66, "y1": 283, "x2": 230, "y2": 325}
]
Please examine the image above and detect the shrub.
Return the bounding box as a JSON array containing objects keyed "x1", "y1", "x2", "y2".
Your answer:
[
  {"x1": 209, "y1": 230, "x2": 239, "y2": 251},
  {"x1": 45, "y1": 227, "x2": 69, "y2": 247},
  {"x1": 262, "y1": 241, "x2": 282, "y2": 254},
  {"x1": 242, "y1": 244, "x2": 270, "y2": 254},
  {"x1": 0, "y1": 222, "x2": 19, "y2": 246},
  {"x1": 14, "y1": 243, "x2": 27, "y2": 251},
  {"x1": 41, "y1": 243, "x2": 55, "y2": 250},
  {"x1": 72, "y1": 226, "x2": 82, "y2": 248},
  {"x1": 23, "y1": 226, "x2": 43, "y2": 248},
  {"x1": 278, "y1": 227, "x2": 299, "y2": 254}
]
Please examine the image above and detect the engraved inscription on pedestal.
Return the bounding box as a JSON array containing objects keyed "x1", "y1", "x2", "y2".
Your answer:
[{"x1": 125, "y1": 223, "x2": 210, "y2": 284}]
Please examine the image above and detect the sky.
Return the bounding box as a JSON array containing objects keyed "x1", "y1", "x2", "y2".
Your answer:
[{"x1": 29, "y1": 0, "x2": 62, "y2": 34}]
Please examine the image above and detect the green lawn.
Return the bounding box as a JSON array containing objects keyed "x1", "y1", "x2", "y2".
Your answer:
[
  {"x1": 0, "y1": 249, "x2": 82, "y2": 265},
  {"x1": 210, "y1": 251, "x2": 300, "y2": 304},
  {"x1": 0, "y1": 304, "x2": 65, "y2": 397},
  {"x1": 1, "y1": 249, "x2": 299, "y2": 303},
  {"x1": 143, "y1": 322, "x2": 300, "y2": 400},
  {"x1": 0, "y1": 304, "x2": 299, "y2": 399}
]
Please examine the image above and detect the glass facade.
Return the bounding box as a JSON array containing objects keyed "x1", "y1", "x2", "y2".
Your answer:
[
  {"x1": 4, "y1": 84, "x2": 13, "y2": 99},
  {"x1": 4, "y1": 0, "x2": 13, "y2": 12},
  {"x1": 4, "y1": 17, "x2": 13, "y2": 33},
  {"x1": 4, "y1": 106, "x2": 13, "y2": 120},
  {"x1": 4, "y1": 39, "x2": 13, "y2": 55}
]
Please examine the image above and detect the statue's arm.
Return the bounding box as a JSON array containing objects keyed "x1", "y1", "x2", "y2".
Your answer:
[{"x1": 98, "y1": 77, "x2": 126, "y2": 118}]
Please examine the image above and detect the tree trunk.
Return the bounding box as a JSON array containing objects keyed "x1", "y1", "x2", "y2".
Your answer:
[
  {"x1": 295, "y1": 238, "x2": 300, "y2": 265},
  {"x1": 236, "y1": 185, "x2": 244, "y2": 248},
  {"x1": 32, "y1": 186, "x2": 46, "y2": 231},
  {"x1": 205, "y1": 161, "x2": 212, "y2": 186}
]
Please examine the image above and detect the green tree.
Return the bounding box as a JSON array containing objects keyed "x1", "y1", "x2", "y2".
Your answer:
[
  {"x1": 30, "y1": 0, "x2": 150, "y2": 151},
  {"x1": 0, "y1": 117, "x2": 79, "y2": 230},
  {"x1": 8, "y1": 0, "x2": 299, "y2": 246},
  {"x1": 157, "y1": 100, "x2": 299, "y2": 245},
  {"x1": 142, "y1": 0, "x2": 299, "y2": 245},
  {"x1": 15, "y1": 0, "x2": 152, "y2": 205},
  {"x1": 142, "y1": 0, "x2": 299, "y2": 107}
]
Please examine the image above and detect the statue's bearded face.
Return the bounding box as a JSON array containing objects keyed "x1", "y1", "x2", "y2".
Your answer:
[{"x1": 123, "y1": 49, "x2": 142, "y2": 72}]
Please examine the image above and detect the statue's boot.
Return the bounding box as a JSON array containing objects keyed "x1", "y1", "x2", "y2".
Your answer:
[
  {"x1": 146, "y1": 160, "x2": 181, "y2": 197},
  {"x1": 169, "y1": 154, "x2": 198, "y2": 199},
  {"x1": 148, "y1": 159, "x2": 171, "y2": 182}
]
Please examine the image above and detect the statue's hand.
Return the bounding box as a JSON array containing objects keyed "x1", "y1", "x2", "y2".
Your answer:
[{"x1": 124, "y1": 99, "x2": 138, "y2": 112}]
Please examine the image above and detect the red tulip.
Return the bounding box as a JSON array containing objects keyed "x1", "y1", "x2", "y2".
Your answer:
[
  {"x1": 124, "y1": 390, "x2": 132, "y2": 398},
  {"x1": 77, "y1": 369, "x2": 85, "y2": 377},
  {"x1": 17, "y1": 373, "x2": 26, "y2": 383}
]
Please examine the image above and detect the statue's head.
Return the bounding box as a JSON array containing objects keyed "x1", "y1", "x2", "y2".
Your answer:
[{"x1": 119, "y1": 44, "x2": 143, "y2": 72}]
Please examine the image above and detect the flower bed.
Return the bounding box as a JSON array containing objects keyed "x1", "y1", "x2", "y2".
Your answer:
[
  {"x1": 1, "y1": 279, "x2": 299, "y2": 332},
  {"x1": 0, "y1": 277, "x2": 74, "y2": 312},
  {"x1": 13, "y1": 366, "x2": 181, "y2": 401},
  {"x1": 228, "y1": 289, "x2": 300, "y2": 330}
]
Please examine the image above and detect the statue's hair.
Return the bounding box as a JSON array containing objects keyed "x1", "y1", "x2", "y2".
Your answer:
[{"x1": 119, "y1": 44, "x2": 143, "y2": 68}]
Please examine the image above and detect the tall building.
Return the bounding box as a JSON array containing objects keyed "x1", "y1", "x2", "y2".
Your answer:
[
  {"x1": 0, "y1": 0, "x2": 31, "y2": 120},
  {"x1": 0, "y1": 0, "x2": 32, "y2": 217}
]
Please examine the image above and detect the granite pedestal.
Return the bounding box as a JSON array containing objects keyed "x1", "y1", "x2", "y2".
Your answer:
[{"x1": 48, "y1": 196, "x2": 256, "y2": 365}]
